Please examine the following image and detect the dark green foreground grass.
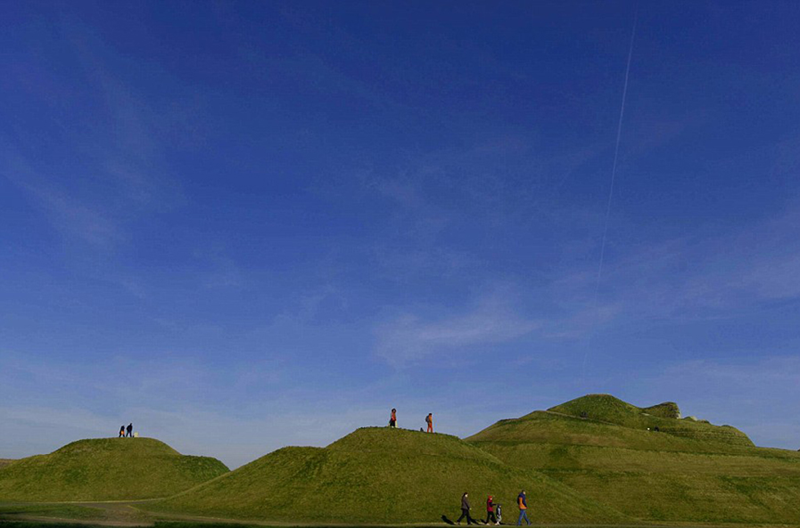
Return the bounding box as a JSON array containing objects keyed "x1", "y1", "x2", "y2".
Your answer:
[
  {"x1": 2, "y1": 501, "x2": 800, "y2": 528},
  {"x1": 0, "y1": 502, "x2": 153, "y2": 526},
  {"x1": 3, "y1": 521, "x2": 800, "y2": 528},
  {"x1": 0, "y1": 504, "x2": 104, "y2": 520}
]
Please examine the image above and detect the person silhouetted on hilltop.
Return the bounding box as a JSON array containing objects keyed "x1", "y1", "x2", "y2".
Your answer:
[
  {"x1": 126, "y1": 423, "x2": 133, "y2": 438},
  {"x1": 389, "y1": 408, "x2": 397, "y2": 428},
  {"x1": 457, "y1": 492, "x2": 478, "y2": 525},
  {"x1": 426, "y1": 413, "x2": 433, "y2": 433},
  {"x1": 119, "y1": 426, "x2": 125, "y2": 438},
  {"x1": 516, "y1": 490, "x2": 530, "y2": 526},
  {"x1": 484, "y1": 495, "x2": 498, "y2": 525}
]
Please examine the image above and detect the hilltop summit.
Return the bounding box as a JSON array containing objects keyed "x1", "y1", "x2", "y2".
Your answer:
[
  {"x1": 549, "y1": 394, "x2": 681, "y2": 421},
  {"x1": 0, "y1": 437, "x2": 228, "y2": 501},
  {"x1": 546, "y1": 394, "x2": 751, "y2": 445}
]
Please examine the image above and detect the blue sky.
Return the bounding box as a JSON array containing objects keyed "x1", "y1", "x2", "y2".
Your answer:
[{"x1": 2, "y1": 1, "x2": 799, "y2": 468}]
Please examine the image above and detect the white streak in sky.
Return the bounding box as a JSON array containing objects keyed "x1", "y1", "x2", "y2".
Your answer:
[{"x1": 583, "y1": 8, "x2": 639, "y2": 375}]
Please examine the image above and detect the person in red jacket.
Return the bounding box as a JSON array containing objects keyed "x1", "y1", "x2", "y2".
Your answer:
[
  {"x1": 484, "y1": 495, "x2": 498, "y2": 525},
  {"x1": 426, "y1": 413, "x2": 433, "y2": 433},
  {"x1": 389, "y1": 408, "x2": 397, "y2": 428}
]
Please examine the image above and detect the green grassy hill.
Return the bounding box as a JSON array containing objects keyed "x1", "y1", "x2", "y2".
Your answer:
[
  {"x1": 0, "y1": 459, "x2": 14, "y2": 470},
  {"x1": 150, "y1": 427, "x2": 626, "y2": 524},
  {"x1": 468, "y1": 395, "x2": 800, "y2": 525},
  {"x1": 548, "y1": 394, "x2": 753, "y2": 446},
  {"x1": 0, "y1": 438, "x2": 228, "y2": 501}
]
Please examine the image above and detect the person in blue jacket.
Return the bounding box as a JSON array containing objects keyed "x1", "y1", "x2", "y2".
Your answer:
[{"x1": 517, "y1": 490, "x2": 530, "y2": 526}]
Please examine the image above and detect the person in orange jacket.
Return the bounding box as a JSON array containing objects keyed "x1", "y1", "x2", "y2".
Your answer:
[
  {"x1": 426, "y1": 413, "x2": 433, "y2": 433},
  {"x1": 389, "y1": 408, "x2": 397, "y2": 428},
  {"x1": 517, "y1": 490, "x2": 530, "y2": 526}
]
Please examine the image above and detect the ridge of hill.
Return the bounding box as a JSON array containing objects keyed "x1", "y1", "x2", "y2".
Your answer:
[
  {"x1": 0, "y1": 438, "x2": 229, "y2": 501},
  {"x1": 0, "y1": 459, "x2": 15, "y2": 470},
  {"x1": 149, "y1": 427, "x2": 626, "y2": 524},
  {"x1": 546, "y1": 394, "x2": 753, "y2": 446},
  {"x1": 468, "y1": 395, "x2": 800, "y2": 524}
]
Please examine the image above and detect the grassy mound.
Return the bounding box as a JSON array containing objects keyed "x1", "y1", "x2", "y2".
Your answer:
[
  {"x1": 0, "y1": 438, "x2": 228, "y2": 501},
  {"x1": 469, "y1": 395, "x2": 800, "y2": 524},
  {"x1": 151, "y1": 427, "x2": 625, "y2": 524},
  {"x1": 548, "y1": 394, "x2": 753, "y2": 446},
  {"x1": 469, "y1": 410, "x2": 756, "y2": 455}
]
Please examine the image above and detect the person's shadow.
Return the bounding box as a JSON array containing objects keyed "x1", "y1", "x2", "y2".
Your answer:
[{"x1": 441, "y1": 515, "x2": 455, "y2": 525}]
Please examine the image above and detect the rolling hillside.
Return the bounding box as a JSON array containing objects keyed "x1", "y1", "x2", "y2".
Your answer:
[
  {"x1": 5, "y1": 395, "x2": 799, "y2": 526},
  {"x1": 151, "y1": 427, "x2": 625, "y2": 524},
  {"x1": 468, "y1": 394, "x2": 800, "y2": 524},
  {"x1": 0, "y1": 438, "x2": 229, "y2": 501}
]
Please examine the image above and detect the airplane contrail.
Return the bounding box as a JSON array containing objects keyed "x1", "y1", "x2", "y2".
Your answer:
[{"x1": 582, "y1": 8, "x2": 639, "y2": 376}]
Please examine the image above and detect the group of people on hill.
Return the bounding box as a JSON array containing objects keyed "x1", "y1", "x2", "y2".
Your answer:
[
  {"x1": 386, "y1": 409, "x2": 531, "y2": 525},
  {"x1": 118, "y1": 423, "x2": 134, "y2": 438},
  {"x1": 389, "y1": 408, "x2": 434, "y2": 433},
  {"x1": 456, "y1": 490, "x2": 530, "y2": 526}
]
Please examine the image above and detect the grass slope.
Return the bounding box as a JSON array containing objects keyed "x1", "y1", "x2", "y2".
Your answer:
[
  {"x1": 469, "y1": 395, "x2": 800, "y2": 524},
  {"x1": 548, "y1": 394, "x2": 753, "y2": 446},
  {"x1": 151, "y1": 427, "x2": 626, "y2": 524},
  {"x1": 0, "y1": 438, "x2": 228, "y2": 501}
]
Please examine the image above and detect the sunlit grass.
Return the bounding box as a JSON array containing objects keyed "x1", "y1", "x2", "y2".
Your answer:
[{"x1": 0, "y1": 438, "x2": 228, "y2": 501}]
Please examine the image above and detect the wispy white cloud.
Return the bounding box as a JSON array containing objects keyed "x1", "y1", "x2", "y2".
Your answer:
[
  {"x1": 542, "y1": 302, "x2": 622, "y2": 339},
  {"x1": 0, "y1": 17, "x2": 188, "y2": 253},
  {"x1": 549, "y1": 200, "x2": 800, "y2": 323},
  {"x1": 0, "y1": 351, "x2": 213, "y2": 409},
  {"x1": 371, "y1": 245, "x2": 475, "y2": 283},
  {"x1": 663, "y1": 356, "x2": 800, "y2": 390},
  {"x1": 190, "y1": 245, "x2": 247, "y2": 290},
  {"x1": 367, "y1": 176, "x2": 427, "y2": 210},
  {"x1": 374, "y1": 292, "x2": 540, "y2": 367},
  {"x1": 1, "y1": 149, "x2": 121, "y2": 247}
]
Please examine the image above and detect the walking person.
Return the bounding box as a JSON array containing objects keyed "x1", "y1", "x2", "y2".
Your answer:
[
  {"x1": 484, "y1": 495, "x2": 498, "y2": 525},
  {"x1": 126, "y1": 423, "x2": 133, "y2": 438},
  {"x1": 426, "y1": 412, "x2": 433, "y2": 433},
  {"x1": 119, "y1": 425, "x2": 125, "y2": 438},
  {"x1": 389, "y1": 408, "x2": 397, "y2": 428},
  {"x1": 457, "y1": 492, "x2": 478, "y2": 525},
  {"x1": 516, "y1": 490, "x2": 530, "y2": 526}
]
